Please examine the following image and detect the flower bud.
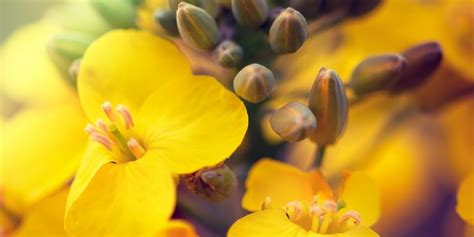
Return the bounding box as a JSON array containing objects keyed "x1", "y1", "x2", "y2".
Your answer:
[
  {"x1": 169, "y1": 0, "x2": 220, "y2": 18},
  {"x1": 214, "y1": 40, "x2": 243, "y2": 68},
  {"x1": 176, "y1": 2, "x2": 220, "y2": 50},
  {"x1": 231, "y1": 0, "x2": 269, "y2": 27},
  {"x1": 390, "y1": 42, "x2": 443, "y2": 92},
  {"x1": 269, "y1": 8, "x2": 308, "y2": 54},
  {"x1": 308, "y1": 68, "x2": 348, "y2": 145},
  {"x1": 47, "y1": 32, "x2": 94, "y2": 71},
  {"x1": 182, "y1": 163, "x2": 237, "y2": 202},
  {"x1": 349, "y1": 54, "x2": 407, "y2": 96},
  {"x1": 270, "y1": 102, "x2": 317, "y2": 142},
  {"x1": 154, "y1": 9, "x2": 179, "y2": 35},
  {"x1": 233, "y1": 64, "x2": 275, "y2": 103},
  {"x1": 89, "y1": 0, "x2": 137, "y2": 28}
]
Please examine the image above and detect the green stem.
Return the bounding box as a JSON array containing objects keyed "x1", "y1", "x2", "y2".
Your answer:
[{"x1": 314, "y1": 146, "x2": 326, "y2": 168}]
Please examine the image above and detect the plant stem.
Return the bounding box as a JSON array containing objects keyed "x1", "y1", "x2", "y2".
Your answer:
[{"x1": 314, "y1": 145, "x2": 326, "y2": 168}]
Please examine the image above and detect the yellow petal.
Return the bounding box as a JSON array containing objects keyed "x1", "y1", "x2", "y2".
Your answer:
[
  {"x1": 457, "y1": 173, "x2": 474, "y2": 225},
  {"x1": 156, "y1": 220, "x2": 198, "y2": 237},
  {"x1": 77, "y1": 29, "x2": 192, "y2": 121},
  {"x1": 12, "y1": 188, "x2": 69, "y2": 237},
  {"x1": 242, "y1": 158, "x2": 331, "y2": 212},
  {"x1": 228, "y1": 209, "x2": 309, "y2": 237},
  {"x1": 341, "y1": 226, "x2": 379, "y2": 237},
  {"x1": 340, "y1": 172, "x2": 380, "y2": 227},
  {"x1": 0, "y1": 104, "x2": 87, "y2": 214},
  {"x1": 137, "y1": 75, "x2": 248, "y2": 174},
  {"x1": 0, "y1": 21, "x2": 75, "y2": 105},
  {"x1": 65, "y1": 143, "x2": 176, "y2": 235}
]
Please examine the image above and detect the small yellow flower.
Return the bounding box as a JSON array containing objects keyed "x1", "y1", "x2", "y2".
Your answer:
[
  {"x1": 65, "y1": 29, "x2": 248, "y2": 235},
  {"x1": 228, "y1": 159, "x2": 380, "y2": 237}
]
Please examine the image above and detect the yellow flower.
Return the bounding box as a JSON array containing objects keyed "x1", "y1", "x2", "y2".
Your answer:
[
  {"x1": 228, "y1": 159, "x2": 380, "y2": 237},
  {"x1": 457, "y1": 173, "x2": 474, "y2": 226},
  {"x1": 65, "y1": 29, "x2": 248, "y2": 235},
  {"x1": 137, "y1": 0, "x2": 168, "y2": 32}
]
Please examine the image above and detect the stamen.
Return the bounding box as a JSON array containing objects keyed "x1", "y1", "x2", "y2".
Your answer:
[
  {"x1": 90, "y1": 133, "x2": 114, "y2": 150},
  {"x1": 96, "y1": 119, "x2": 109, "y2": 132},
  {"x1": 309, "y1": 205, "x2": 325, "y2": 217},
  {"x1": 116, "y1": 104, "x2": 134, "y2": 130},
  {"x1": 127, "y1": 138, "x2": 146, "y2": 159},
  {"x1": 285, "y1": 201, "x2": 303, "y2": 221},
  {"x1": 84, "y1": 123, "x2": 98, "y2": 135},
  {"x1": 318, "y1": 214, "x2": 332, "y2": 234},
  {"x1": 261, "y1": 196, "x2": 272, "y2": 210},
  {"x1": 310, "y1": 213, "x2": 320, "y2": 232},
  {"x1": 340, "y1": 210, "x2": 361, "y2": 225},
  {"x1": 102, "y1": 101, "x2": 117, "y2": 122},
  {"x1": 324, "y1": 200, "x2": 337, "y2": 213}
]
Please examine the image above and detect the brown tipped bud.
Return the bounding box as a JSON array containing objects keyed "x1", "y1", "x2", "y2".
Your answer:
[
  {"x1": 349, "y1": 54, "x2": 407, "y2": 96},
  {"x1": 289, "y1": 0, "x2": 323, "y2": 18},
  {"x1": 182, "y1": 163, "x2": 237, "y2": 202},
  {"x1": 308, "y1": 68, "x2": 348, "y2": 145},
  {"x1": 348, "y1": 0, "x2": 382, "y2": 17},
  {"x1": 176, "y1": 2, "x2": 220, "y2": 50},
  {"x1": 390, "y1": 42, "x2": 443, "y2": 92},
  {"x1": 214, "y1": 40, "x2": 243, "y2": 68},
  {"x1": 231, "y1": 0, "x2": 269, "y2": 27},
  {"x1": 169, "y1": 0, "x2": 220, "y2": 18},
  {"x1": 154, "y1": 9, "x2": 179, "y2": 35},
  {"x1": 269, "y1": 8, "x2": 308, "y2": 54},
  {"x1": 233, "y1": 64, "x2": 275, "y2": 103},
  {"x1": 270, "y1": 102, "x2": 317, "y2": 142}
]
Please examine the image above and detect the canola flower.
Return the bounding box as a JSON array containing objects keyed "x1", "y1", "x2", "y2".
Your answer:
[
  {"x1": 65, "y1": 29, "x2": 247, "y2": 235},
  {"x1": 229, "y1": 159, "x2": 380, "y2": 236}
]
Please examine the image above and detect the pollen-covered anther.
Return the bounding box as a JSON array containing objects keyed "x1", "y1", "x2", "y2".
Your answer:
[
  {"x1": 340, "y1": 210, "x2": 362, "y2": 225},
  {"x1": 127, "y1": 138, "x2": 146, "y2": 159},
  {"x1": 285, "y1": 201, "x2": 303, "y2": 221},
  {"x1": 96, "y1": 119, "x2": 109, "y2": 132},
  {"x1": 90, "y1": 133, "x2": 115, "y2": 151},
  {"x1": 101, "y1": 101, "x2": 117, "y2": 122},
  {"x1": 84, "y1": 123, "x2": 99, "y2": 135},
  {"x1": 116, "y1": 104, "x2": 134, "y2": 130},
  {"x1": 324, "y1": 200, "x2": 338, "y2": 213}
]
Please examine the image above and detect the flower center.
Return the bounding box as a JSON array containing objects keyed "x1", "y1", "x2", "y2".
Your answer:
[
  {"x1": 265, "y1": 196, "x2": 361, "y2": 234},
  {"x1": 85, "y1": 101, "x2": 146, "y2": 162}
]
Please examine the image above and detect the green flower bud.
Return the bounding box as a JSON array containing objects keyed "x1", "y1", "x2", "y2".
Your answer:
[
  {"x1": 214, "y1": 40, "x2": 243, "y2": 68},
  {"x1": 176, "y1": 2, "x2": 220, "y2": 50},
  {"x1": 390, "y1": 42, "x2": 443, "y2": 92},
  {"x1": 308, "y1": 68, "x2": 348, "y2": 145},
  {"x1": 349, "y1": 54, "x2": 407, "y2": 96},
  {"x1": 270, "y1": 102, "x2": 317, "y2": 142},
  {"x1": 233, "y1": 64, "x2": 275, "y2": 103},
  {"x1": 89, "y1": 0, "x2": 137, "y2": 28},
  {"x1": 154, "y1": 9, "x2": 179, "y2": 35},
  {"x1": 182, "y1": 163, "x2": 237, "y2": 202},
  {"x1": 231, "y1": 0, "x2": 269, "y2": 27},
  {"x1": 47, "y1": 32, "x2": 95, "y2": 73},
  {"x1": 269, "y1": 7, "x2": 308, "y2": 54},
  {"x1": 169, "y1": 0, "x2": 220, "y2": 18}
]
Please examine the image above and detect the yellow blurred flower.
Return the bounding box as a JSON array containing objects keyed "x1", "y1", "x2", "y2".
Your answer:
[
  {"x1": 228, "y1": 159, "x2": 380, "y2": 237},
  {"x1": 65, "y1": 30, "x2": 248, "y2": 235},
  {"x1": 137, "y1": 0, "x2": 168, "y2": 32}
]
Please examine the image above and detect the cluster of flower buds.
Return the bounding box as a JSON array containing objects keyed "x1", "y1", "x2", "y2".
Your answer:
[
  {"x1": 182, "y1": 163, "x2": 237, "y2": 202},
  {"x1": 269, "y1": 42, "x2": 442, "y2": 146},
  {"x1": 157, "y1": 0, "x2": 383, "y2": 104}
]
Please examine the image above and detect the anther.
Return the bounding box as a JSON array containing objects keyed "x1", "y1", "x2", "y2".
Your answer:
[
  {"x1": 127, "y1": 138, "x2": 146, "y2": 159},
  {"x1": 116, "y1": 104, "x2": 134, "y2": 130},
  {"x1": 96, "y1": 119, "x2": 109, "y2": 132},
  {"x1": 340, "y1": 210, "x2": 361, "y2": 225},
  {"x1": 84, "y1": 123, "x2": 99, "y2": 135},
  {"x1": 285, "y1": 201, "x2": 303, "y2": 221},
  {"x1": 261, "y1": 196, "x2": 272, "y2": 210},
  {"x1": 102, "y1": 101, "x2": 117, "y2": 122},
  {"x1": 90, "y1": 133, "x2": 114, "y2": 151},
  {"x1": 324, "y1": 200, "x2": 338, "y2": 213}
]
